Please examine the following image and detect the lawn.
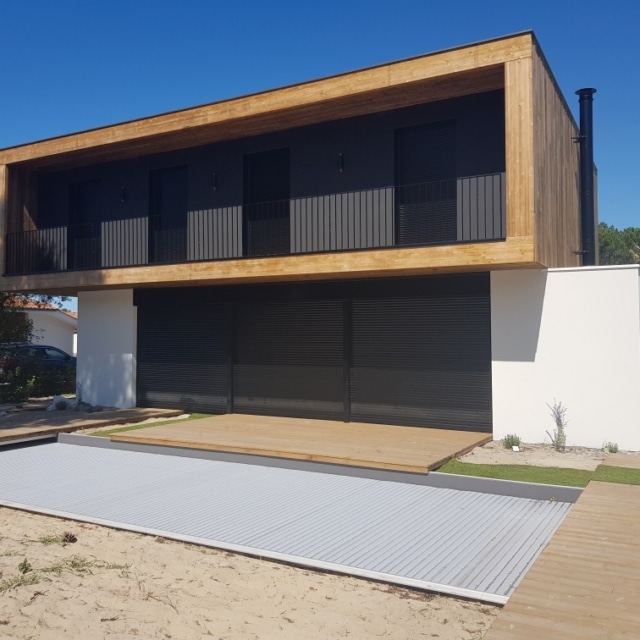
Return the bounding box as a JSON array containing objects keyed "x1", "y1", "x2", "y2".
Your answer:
[
  {"x1": 90, "y1": 413, "x2": 213, "y2": 438},
  {"x1": 437, "y1": 458, "x2": 640, "y2": 487}
]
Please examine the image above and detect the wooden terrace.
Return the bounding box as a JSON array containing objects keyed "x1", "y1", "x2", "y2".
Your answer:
[
  {"x1": 110, "y1": 414, "x2": 491, "y2": 473},
  {"x1": 0, "y1": 406, "x2": 181, "y2": 444},
  {"x1": 486, "y1": 480, "x2": 640, "y2": 639}
]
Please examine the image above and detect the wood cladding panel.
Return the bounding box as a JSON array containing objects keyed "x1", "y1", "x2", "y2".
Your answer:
[
  {"x1": 531, "y1": 48, "x2": 581, "y2": 268},
  {"x1": 504, "y1": 57, "x2": 534, "y2": 239},
  {"x1": 0, "y1": 35, "x2": 534, "y2": 170},
  {"x1": 0, "y1": 237, "x2": 536, "y2": 295}
]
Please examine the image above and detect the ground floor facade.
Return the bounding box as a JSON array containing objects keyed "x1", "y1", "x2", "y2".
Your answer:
[{"x1": 77, "y1": 265, "x2": 640, "y2": 450}]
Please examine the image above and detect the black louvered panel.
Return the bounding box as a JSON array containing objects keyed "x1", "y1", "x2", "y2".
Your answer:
[
  {"x1": 350, "y1": 289, "x2": 492, "y2": 432},
  {"x1": 396, "y1": 121, "x2": 457, "y2": 245},
  {"x1": 234, "y1": 300, "x2": 343, "y2": 419},
  {"x1": 137, "y1": 304, "x2": 230, "y2": 413}
]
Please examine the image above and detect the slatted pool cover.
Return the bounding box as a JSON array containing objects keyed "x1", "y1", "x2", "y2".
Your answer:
[{"x1": 0, "y1": 442, "x2": 572, "y2": 604}]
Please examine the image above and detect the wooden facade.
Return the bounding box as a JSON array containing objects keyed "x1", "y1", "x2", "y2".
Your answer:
[
  {"x1": 0, "y1": 32, "x2": 584, "y2": 295},
  {"x1": 532, "y1": 49, "x2": 582, "y2": 267}
]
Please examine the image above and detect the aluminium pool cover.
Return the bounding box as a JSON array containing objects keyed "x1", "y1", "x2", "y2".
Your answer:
[{"x1": 0, "y1": 441, "x2": 572, "y2": 604}]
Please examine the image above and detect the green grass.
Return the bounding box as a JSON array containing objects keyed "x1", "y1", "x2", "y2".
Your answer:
[
  {"x1": 40, "y1": 556, "x2": 95, "y2": 576},
  {"x1": 35, "y1": 535, "x2": 65, "y2": 546},
  {"x1": 437, "y1": 459, "x2": 594, "y2": 487},
  {"x1": 0, "y1": 555, "x2": 130, "y2": 594},
  {"x1": 593, "y1": 465, "x2": 640, "y2": 485},
  {"x1": 90, "y1": 413, "x2": 214, "y2": 437},
  {"x1": 0, "y1": 572, "x2": 40, "y2": 594},
  {"x1": 439, "y1": 459, "x2": 640, "y2": 487}
]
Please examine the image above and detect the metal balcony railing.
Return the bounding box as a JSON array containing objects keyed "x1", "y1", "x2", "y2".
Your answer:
[{"x1": 4, "y1": 173, "x2": 505, "y2": 275}]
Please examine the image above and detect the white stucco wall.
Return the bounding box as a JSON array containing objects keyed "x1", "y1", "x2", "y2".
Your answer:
[
  {"x1": 28, "y1": 310, "x2": 77, "y2": 355},
  {"x1": 491, "y1": 266, "x2": 640, "y2": 450},
  {"x1": 77, "y1": 289, "x2": 137, "y2": 408}
]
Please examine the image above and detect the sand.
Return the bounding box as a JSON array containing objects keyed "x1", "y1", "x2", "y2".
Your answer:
[
  {"x1": 0, "y1": 508, "x2": 498, "y2": 640},
  {"x1": 458, "y1": 439, "x2": 612, "y2": 471}
]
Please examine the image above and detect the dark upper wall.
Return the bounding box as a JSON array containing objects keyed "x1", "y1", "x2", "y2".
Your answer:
[{"x1": 34, "y1": 90, "x2": 504, "y2": 228}]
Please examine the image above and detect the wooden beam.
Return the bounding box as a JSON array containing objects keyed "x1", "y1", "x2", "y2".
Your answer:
[
  {"x1": 0, "y1": 34, "x2": 533, "y2": 169},
  {"x1": 9, "y1": 68, "x2": 505, "y2": 171},
  {"x1": 505, "y1": 56, "x2": 535, "y2": 239},
  {"x1": 0, "y1": 237, "x2": 536, "y2": 295}
]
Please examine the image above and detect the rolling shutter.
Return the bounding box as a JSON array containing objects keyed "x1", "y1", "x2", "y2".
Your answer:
[
  {"x1": 137, "y1": 304, "x2": 230, "y2": 413},
  {"x1": 135, "y1": 274, "x2": 492, "y2": 432},
  {"x1": 234, "y1": 300, "x2": 344, "y2": 420},
  {"x1": 350, "y1": 283, "x2": 492, "y2": 432}
]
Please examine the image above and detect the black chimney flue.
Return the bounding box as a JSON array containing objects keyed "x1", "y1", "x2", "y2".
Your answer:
[{"x1": 576, "y1": 88, "x2": 597, "y2": 266}]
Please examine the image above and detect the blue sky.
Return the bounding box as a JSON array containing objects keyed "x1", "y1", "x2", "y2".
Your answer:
[{"x1": 1, "y1": 0, "x2": 638, "y2": 235}]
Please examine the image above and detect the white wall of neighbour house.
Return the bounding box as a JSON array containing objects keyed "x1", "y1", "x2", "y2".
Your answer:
[
  {"x1": 491, "y1": 266, "x2": 640, "y2": 451},
  {"x1": 77, "y1": 289, "x2": 137, "y2": 408},
  {"x1": 28, "y1": 310, "x2": 77, "y2": 354}
]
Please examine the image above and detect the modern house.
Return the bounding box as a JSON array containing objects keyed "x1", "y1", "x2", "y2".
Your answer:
[{"x1": 2, "y1": 31, "x2": 639, "y2": 448}]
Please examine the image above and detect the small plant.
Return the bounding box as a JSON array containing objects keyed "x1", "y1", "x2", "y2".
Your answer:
[
  {"x1": 62, "y1": 531, "x2": 77, "y2": 544},
  {"x1": 18, "y1": 558, "x2": 33, "y2": 575},
  {"x1": 36, "y1": 535, "x2": 64, "y2": 546},
  {"x1": 41, "y1": 555, "x2": 95, "y2": 576},
  {"x1": 603, "y1": 441, "x2": 619, "y2": 454},
  {"x1": 502, "y1": 434, "x2": 521, "y2": 449},
  {"x1": 36, "y1": 531, "x2": 77, "y2": 546},
  {"x1": 67, "y1": 556, "x2": 94, "y2": 572},
  {"x1": 0, "y1": 572, "x2": 39, "y2": 594},
  {"x1": 546, "y1": 400, "x2": 568, "y2": 452}
]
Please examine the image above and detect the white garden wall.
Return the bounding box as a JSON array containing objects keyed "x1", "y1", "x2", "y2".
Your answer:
[
  {"x1": 77, "y1": 289, "x2": 137, "y2": 408},
  {"x1": 491, "y1": 266, "x2": 640, "y2": 450}
]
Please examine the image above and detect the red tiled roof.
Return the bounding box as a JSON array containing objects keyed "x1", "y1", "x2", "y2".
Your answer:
[{"x1": 10, "y1": 300, "x2": 77, "y2": 319}]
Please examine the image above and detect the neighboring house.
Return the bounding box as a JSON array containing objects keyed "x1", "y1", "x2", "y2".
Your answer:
[
  {"x1": 16, "y1": 302, "x2": 77, "y2": 355},
  {"x1": 1, "y1": 31, "x2": 639, "y2": 448}
]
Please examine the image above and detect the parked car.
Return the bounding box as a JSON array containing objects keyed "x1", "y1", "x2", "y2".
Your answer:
[{"x1": 0, "y1": 343, "x2": 76, "y2": 378}]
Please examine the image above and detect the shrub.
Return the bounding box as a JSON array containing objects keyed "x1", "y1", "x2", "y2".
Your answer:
[
  {"x1": 0, "y1": 364, "x2": 75, "y2": 403},
  {"x1": 502, "y1": 433, "x2": 521, "y2": 449},
  {"x1": 546, "y1": 400, "x2": 568, "y2": 452},
  {"x1": 602, "y1": 441, "x2": 619, "y2": 454}
]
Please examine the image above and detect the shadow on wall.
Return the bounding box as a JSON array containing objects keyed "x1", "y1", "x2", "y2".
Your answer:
[
  {"x1": 491, "y1": 270, "x2": 547, "y2": 362},
  {"x1": 77, "y1": 353, "x2": 135, "y2": 408}
]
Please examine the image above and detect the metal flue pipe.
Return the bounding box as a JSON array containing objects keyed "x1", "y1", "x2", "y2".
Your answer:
[{"x1": 576, "y1": 88, "x2": 597, "y2": 266}]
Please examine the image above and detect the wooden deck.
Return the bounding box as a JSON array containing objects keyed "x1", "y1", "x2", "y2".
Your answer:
[
  {"x1": 0, "y1": 407, "x2": 182, "y2": 443},
  {"x1": 605, "y1": 452, "x2": 640, "y2": 469},
  {"x1": 110, "y1": 414, "x2": 491, "y2": 473},
  {"x1": 485, "y1": 481, "x2": 640, "y2": 639}
]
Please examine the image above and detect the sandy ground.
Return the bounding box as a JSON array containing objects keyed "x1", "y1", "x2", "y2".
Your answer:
[
  {"x1": 0, "y1": 508, "x2": 498, "y2": 640},
  {"x1": 459, "y1": 439, "x2": 614, "y2": 471}
]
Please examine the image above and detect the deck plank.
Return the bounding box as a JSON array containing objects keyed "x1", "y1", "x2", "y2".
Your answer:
[
  {"x1": 485, "y1": 482, "x2": 640, "y2": 639},
  {"x1": 605, "y1": 453, "x2": 640, "y2": 469},
  {"x1": 0, "y1": 408, "x2": 182, "y2": 442},
  {"x1": 111, "y1": 414, "x2": 490, "y2": 473}
]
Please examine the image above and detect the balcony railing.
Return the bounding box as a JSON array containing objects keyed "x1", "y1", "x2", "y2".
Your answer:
[{"x1": 5, "y1": 174, "x2": 505, "y2": 275}]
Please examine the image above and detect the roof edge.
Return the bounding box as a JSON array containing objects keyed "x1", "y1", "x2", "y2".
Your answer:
[{"x1": 0, "y1": 31, "x2": 534, "y2": 156}]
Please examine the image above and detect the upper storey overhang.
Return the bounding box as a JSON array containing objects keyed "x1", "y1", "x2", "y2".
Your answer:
[{"x1": 0, "y1": 32, "x2": 584, "y2": 295}]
